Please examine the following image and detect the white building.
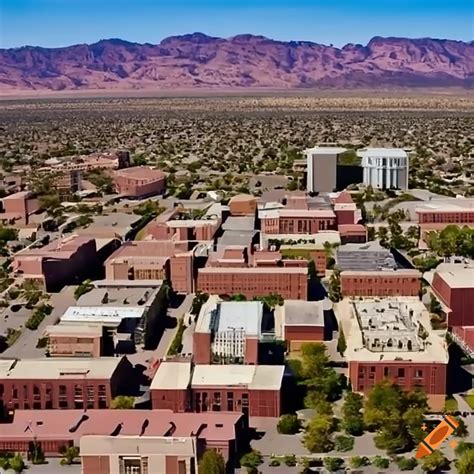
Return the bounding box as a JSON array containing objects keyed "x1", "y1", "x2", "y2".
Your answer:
[
  {"x1": 304, "y1": 146, "x2": 347, "y2": 193},
  {"x1": 358, "y1": 148, "x2": 409, "y2": 190}
]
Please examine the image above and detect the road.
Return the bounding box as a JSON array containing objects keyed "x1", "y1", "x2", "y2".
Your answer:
[{"x1": 3, "y1": 286, "x2": 76, "y2": 359}]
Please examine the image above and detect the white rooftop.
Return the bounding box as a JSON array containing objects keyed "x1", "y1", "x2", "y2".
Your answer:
[
  {"x1": 191, "y1": 365, "x2": 284, "y2": 390},
  {"x1": 1, "y1": 357, "x2": 124, "y2": 379},
  {"x1": 61, "y1": 306, "x2": 145, "y2": 326},
  {"x1": 44, "y1": 324, "x2": 103, "y2": 337},
  {"x1": 283, "y1": 300, "x2": 325, "y2": 326},
  {"x1": 357, "y1": 148, "x2": 408, "y2": 158},
  {"x1": 196, "y1": 297, "x2": 263, "y2": 337},
  {"x1": 304, "y1": 147, "x2": 348, "y2": 155},
  {"x1": 150, "y1": 361, "x2": 192, "y2": 390},
  {"x1": 436, "y1": 268, "x2": 474, "y2": 288}
]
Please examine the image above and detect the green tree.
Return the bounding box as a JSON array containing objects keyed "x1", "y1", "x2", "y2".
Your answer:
[
  {"x1": 110, "y1": 395, "x2": 135, "y2": 409},
  {"x1": 0, "y1": 227, "x2": 18, "y2": 242},
  {"x1": 367, "y1": 226, "x2": 376, "y2": 241},
  {"x1": 328, "y1": 268, "x2": 342, "y2": 303},
  {"x1": 372, "y1": 456, "x2": 390, "y2": 469},
  {"x1": 74, "y1": 279, "x2": 94, "y2": 300},
  {"x1": 60, "y1": 446, "x2": 80, "y2": 465},
  {"x1": 303, "y1": 415, "x2": 334, "y2": 453},
  {"x1": 377, "y1": 226, "x2": 389, "y2": 247},
  {"x1": 337, "y1": 328, "x2": 347, "y2": 356},
  {"x1": 456, "y1": 448, "x2": 474, "y2": 474},
  {"x1": 420, "y1": 451, "x2": 449, "y2": 472},
  {"x1": 230, "y1": 293, "x2": 247, "y2": 301},
  {"x1": 350, "y1": 456, "x2": 370, "y2": 468},
  {"x1": 342, "y1": 392, "x2": 364, "y2": 436},
  {"x1": 191, "y1": 292, "x2": 209, "y2": 315},
  {"x1": 334, "y1": 435, "x2": 354, "y2": 452},
  {"x1": 9, "y1": 453, "x2": 25, "y2": 472},
  {"x1": 29, "y1": 441, "x2": 45, "y2": 464},
  {"x1": 240, "y1": 450, "x2": 262, "y2": 472},
  {"x1": 395, "y1": 457, "x2": 418, "y2": 471},
  {"x1": 454, "y1": 417, "x2": 469, "y2": 438},
  {"x1": 276, "y1": 414, "x2": 301, "y2": 434},
  {"x1": 323, "y1": 457, "x2": 344, "y2": 472},
  {"x1": 199, "y1": 449, "x2": 225, "y2": 474},
  {"x1": 429, "y1": 294, "x2": 442, "y2": 316}
]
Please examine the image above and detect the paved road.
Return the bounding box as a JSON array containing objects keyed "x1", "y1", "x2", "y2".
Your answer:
[
  {"x1": 21, "y1": 459, "x2": 81, "y2": 473},
  {"x1": 3, "y1": 286, "x2": 76, "y2": 359}
]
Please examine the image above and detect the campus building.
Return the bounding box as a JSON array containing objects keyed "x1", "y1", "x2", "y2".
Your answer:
[
  {"x1": 43, "y1": 325, "x2": 103, "y2": 358},
  {"x1": 305, "y1": 146, "x2": 347, "y2": 193},
  {"x1": 340, "y1": 269, "x2": 421, "y2": 297},
  {"x1": 430, "y1": 266, "x2": 474, "y2": 327},
  {"x1": 0, "y1": 191, "x2": 40, "y2": 225},
  {"x1": 336, "y1": 298, "x2": 448, "y2": 410},
  {"x1": 259, "y1": 208, "x2": 337, "y2": 234},
  {"x1": 358, "y1": 148, "x2": 409, "y2": 190},
  {"x1": 150, "y1": 361, "x2": 284, "y2": 418},
  {"x1": 113, "y1": 166, "x2": 166, "y2": 198},
  {"x1": 12, "y1": 234, "x2": 98, "y2": 291},
  {"x1": 0, "y1": 409, "x2": 244, "y2": 472},
  {"x1": 0, "y1": 357, "x2": 136, "y2": 411},
  {"x1": 228, "y1": 194, "x2": 258, "y2": 216}
]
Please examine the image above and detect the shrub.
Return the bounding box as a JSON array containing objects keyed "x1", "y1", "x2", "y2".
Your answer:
[
  {"x1": 350, "y1": 456, "x2": 370, "y2": 468},
  {"x1": 395, "y1": 456, "x2": 418, "y2": 471},
  {"x1": 323, "y1": 457, "x2": 344, "y2": 472},
  {"x1": 240, "y1": 450, "x2": 263, "y2": 472},
  {"x1": 268, "y1": 458, "x2": 280, "y2": 466},
  {"x1": 277, "y1": 414, "x2": 300, "y2": 434},
  {"x1": 284, "y1": 454, "x2": 297, "y2": 467},
  {"x1": 334, "y1": 434, "x2": 354, "y2": 452},
  {"x1": 372, "y1": 456, "x2": 390, "y2": 469}
]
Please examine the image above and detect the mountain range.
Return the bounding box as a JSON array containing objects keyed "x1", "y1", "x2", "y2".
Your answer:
[{"x1": 0, "y1": 33, "x2": 473, "y2": 91}]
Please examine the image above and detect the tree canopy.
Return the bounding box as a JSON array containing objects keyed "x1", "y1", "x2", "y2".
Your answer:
[{"x1": 199, "y1": 449, "x2": 225, "y2": 474}]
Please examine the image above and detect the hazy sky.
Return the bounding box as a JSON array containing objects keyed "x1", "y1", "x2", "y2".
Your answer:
[{"x1": 0, "y1": 0, "x2": 472, "y2": 48}]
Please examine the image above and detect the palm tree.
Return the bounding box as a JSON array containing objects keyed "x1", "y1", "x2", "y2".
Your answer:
[{"x1": 60, "y1": 446, "x2": 79, "y2": 465}]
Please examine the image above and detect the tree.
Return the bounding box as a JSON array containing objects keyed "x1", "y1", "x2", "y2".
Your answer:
[
  {"x1": 29, "y1": 440, "x2": 45, "y2": 464},
  {"x1": 337, "y1": 328, "x2": 347, "y2": 356},
  {"x1": 420, "y1": 451, "x2": 449, "y2": 472},
  {"x1": 429, "y1": 294, "x2": 442, "y2": 316},
  {"x1": 230, "y1": 293, "x2": 247, "y2": 301},
  {"x1": 342, "y1": 392, "x2": 364, "y2": 436},
  {"x1": 191, "y1": 292, "x2": 209, "y2": 315},
  {"x1": 367, "y1": 226, "x2": 376, "y2": 241},
  {"x1": 372, "y1": 456, "x2": 390, "y2": 469},
  {"x1": 240, "y1": 450, "x2": 262, "y2": 472},
  {"x1": 110, "y1": 395, "x2": 135, "y2": 409},
  {"x1": 74, "y1": 279, "x2": 94, "y2": 300},
  {"x1": 307, "y1": 259, "x2": 317, "y2": 280},
  {"x1": 334, "y1": 435, "x2": 354, "y2": 452},
  {"x1": 323, "y1": 457, "x2": 344, "y2": 472},
  {"x1": 0, "y1": 227, "x2": 18, "y2": 242},
  {"x1": 276, "y1": 414, "x2": 300, "y2": 434},
  {"x1": 454, "y1": 418, "x2": 469, "y2": 438},
  {"x1": 350, "y1": 456, "x2": 370, "y2": 468},
  {"x1": 328, "y1": 268, "x2": 342, "y2": 302},
  {"x1": 304, "y1": 415, "x2": 334, "y2": 453},
  {"x1": 377, "y1": 226, "x2": 389, "y2": 247},
  {"x1": 9, "y1": 453, "x2": 25, "y2": 472},
  {"x1": 395, "y1": 456, "x2": 417, "y2": 471},
  {"x1": 199, "y1": 449, "x2": 225, "y2": 474},
  {"x1": 456, "y1": 448, "x2": 474, "y2": 474},
  {"x1": 60, "y1": 446, "x2": 80, "y2": 465}
]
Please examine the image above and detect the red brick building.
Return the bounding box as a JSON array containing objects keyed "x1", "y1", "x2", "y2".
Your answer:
[
  {"x1": 151, "y1": 361, "x2": 284, "y2": 418},
  {"x1": 229, "y1": 194, "x2": 257, "y2": 216},
  {"x1": 0, "y1": 357, "x2": 135, "y2": 411},
  {"x1": 260, "y1": 209, "x2": 337, "y2": 234},
  {"x1": 0, "y1": 409, "x2": 244, "y2": 472},
  {"x1": 336, "y1": 298, "x2": 448, "y2": 410},
  {"x1": 431, "y1": 267, "x2": 474, "y2": 327},
  {"x1": 0, "y1": 191, "x2": 39, "y2": 224},
  {"x1": 197, "y1": 266, "x2": 307, "y2": 300},
  {"x1": 113, "y1": 166, "x2": 166, "y2": 198},
  {"x1": 12, "y1": 235, "x2": 98, "y2": 291},
  {"x1": 340, "y1": 270, "x2": 421, "y2": 297}
]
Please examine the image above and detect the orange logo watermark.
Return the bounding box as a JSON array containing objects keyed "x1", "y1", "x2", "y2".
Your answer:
[{"x1": 416, "y1": 415, "x2": 459, "y2": 459}]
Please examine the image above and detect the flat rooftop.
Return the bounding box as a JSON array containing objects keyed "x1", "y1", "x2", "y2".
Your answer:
[
  {"x1": 77, "y1": 286, "x2": 159, "y2": 308},
  {"x1": 43, "y1": 324, "x2": 103, "y2": 337},
  {"x1": 259, "y1": 208, "x2": 336, "y2": 220},
  {"x1": 222, "y1": 216, "x2": 255, "y2": 232},
  {"x1": 0, "y1": 357, "x2": 125, "y2": 380},
  {"x1": 436, "y1": 268, "x2": 474, "y2": 288},
  {"x1": 199, "y1": 266, "x2": 307, "y2": 274},
  {"x1": 0, "y1": 409, "x2": 241, "y2": 443},
  {"x1": 191, "y1": 364, "x2": 285, "y2": 390},
  {"x1": 357, "y1": 148, "x2": 408, "y2": 158},
  {"x1": 263, "y1": 231, "x2": 341, "y2": 248},
  {"x1": 150, "y1": 361, "x2": 192, "y2": 390},
  {"x1": 304, "y1": 147, "x2": 347, "y2": 155},
  {"x1": 336, "y1": 297, "x2": 448, "y2": 363},
  {"x1": 61, "y1": 306, "x2": 146, "y2": 325},
  {"x1": 217, "y1": 230, "x2": 257, "y2": 247},
  {"x1": 195, "y1": 297, "x2": 263, "y2": 337},
  {"x1": 16, "y1": 234, "x2": 94, "y2": 259},
  {"x1": 283, "y1": 300, "x2": 324, "y2": 326},
  {"x1": 341, "y1": 269, "x2": 421, "y2": 277}
]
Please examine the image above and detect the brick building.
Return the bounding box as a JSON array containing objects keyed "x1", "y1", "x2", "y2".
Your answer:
[
  {"x1": 12, "y1": 234, "x2": 99, "y2": 291},
  {"x1": 431, "y1": 266, "x2": 474, "y2": 327},
  {"x1": 0, "y1": 409, "x2": 244, "y2": 473},
  {"x1": 151, "y1": 361, "x2": 284, "y2": 418},
  {"x1": 340, "y1": 269, "x2": 421, "y2": 297},
  {"x1": 276, "y1": 300, "x2": 325, "y2": 355},
  {"x1": 193, "y1": 297, "x2": 263, "y2": 365},
  {"x1": 336, "y1": 298, "x2": 448, "y2": 411},
  {"x1": 113, "y1": 166, "x2": 166, "y2": 198},
  {"x1": 228, "y1": 194, "x2": 258, "y2": 216},
  {"x1": 0, "y1": 191, "x2": 39, "y2": 224},
  {"x1": 0, "y1": 357, "x2": 136, "y2": 411},
  {"x1": 259, "y1": 208, "x2": 337, "y2": 234},
  {"x1": 104, "y1": 240, "x2": 194, "y2": 293},
  {"x1": 197, "y1": 267, "x2": 307, "y2": 300}
]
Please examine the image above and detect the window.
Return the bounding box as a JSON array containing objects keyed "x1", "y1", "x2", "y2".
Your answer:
[
  {"x1": 119, "y1": 457, "x2": 147, "y2": 474},
  {"x1": 415, "y1": 370, "x2": 423, "y2": 378},
  {"x1": 383, "y1": 367, "x2": 389, "y2": 377},
  {"x1": 398, "y1": 368, "x2": 405, "y2": 378},
  {"x1": 212, "y1": 392, "x2": 221, "y2": 412},
  {"x1": 227, "y1": 392, "x2": 234, "y2": 411}
]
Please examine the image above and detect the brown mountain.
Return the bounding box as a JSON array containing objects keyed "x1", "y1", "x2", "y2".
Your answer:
[{"x1": 0, "y1": 33, "x2": 473, "y2": 91}]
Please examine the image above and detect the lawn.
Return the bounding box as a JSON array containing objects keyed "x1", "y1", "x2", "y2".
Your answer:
[
  {"x1": 444, "y1": 396, "x2": 458, "y2": 412},
  {"x1": 464, "y1": 394, "x2": 474, "y2": 410},
  {"x1": 280, "y1": 248, "x2": 313, "y2": 260}
]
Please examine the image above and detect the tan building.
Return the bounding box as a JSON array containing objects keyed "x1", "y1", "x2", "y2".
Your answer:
[
  {"x1": 114, "y1": 166, "x2": 166, "y2": 198},
  {"x1": 0, "y1": 191, "x2": 40, "y2": 224},
  {"x1": 305, "y1": 146, "x2": 347, "y2": 193},
  {"x1": 229, "y1": 194, "x2": 258, "y2": 216},
  {"x1": 43, "y1": 325, "x2": 103, "y2": 358},
  {"x1": 104, "y1": 240, "x2": 193, "y2": 293}
]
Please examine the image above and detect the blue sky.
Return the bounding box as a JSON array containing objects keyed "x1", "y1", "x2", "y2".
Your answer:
[{"x1": 0, "y1": 0, "x2": 472, "y2": 48}]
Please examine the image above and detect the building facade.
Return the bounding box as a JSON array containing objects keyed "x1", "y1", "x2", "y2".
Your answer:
[
  {"x1": 340, "y1": 270, "x2": 421, "y2": 297},
  {"x1": 196, "y1": 267, "x2": 307, "y2": 300},
  {"x1": 305, "y1": 147, "x2": 347, "y2": 193},
  {"x1": 358, "y1": 148, "x2": 409, "y2": 190},
  {"x1": 260, "y1": 209, "x2": 337, "y2": 235},
  {"x1": 113, "y1": 166, "x2": 166, "y2": 198},
  {"x1": 44, "y1": 325, "x2": 103, "y2": 358}
]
